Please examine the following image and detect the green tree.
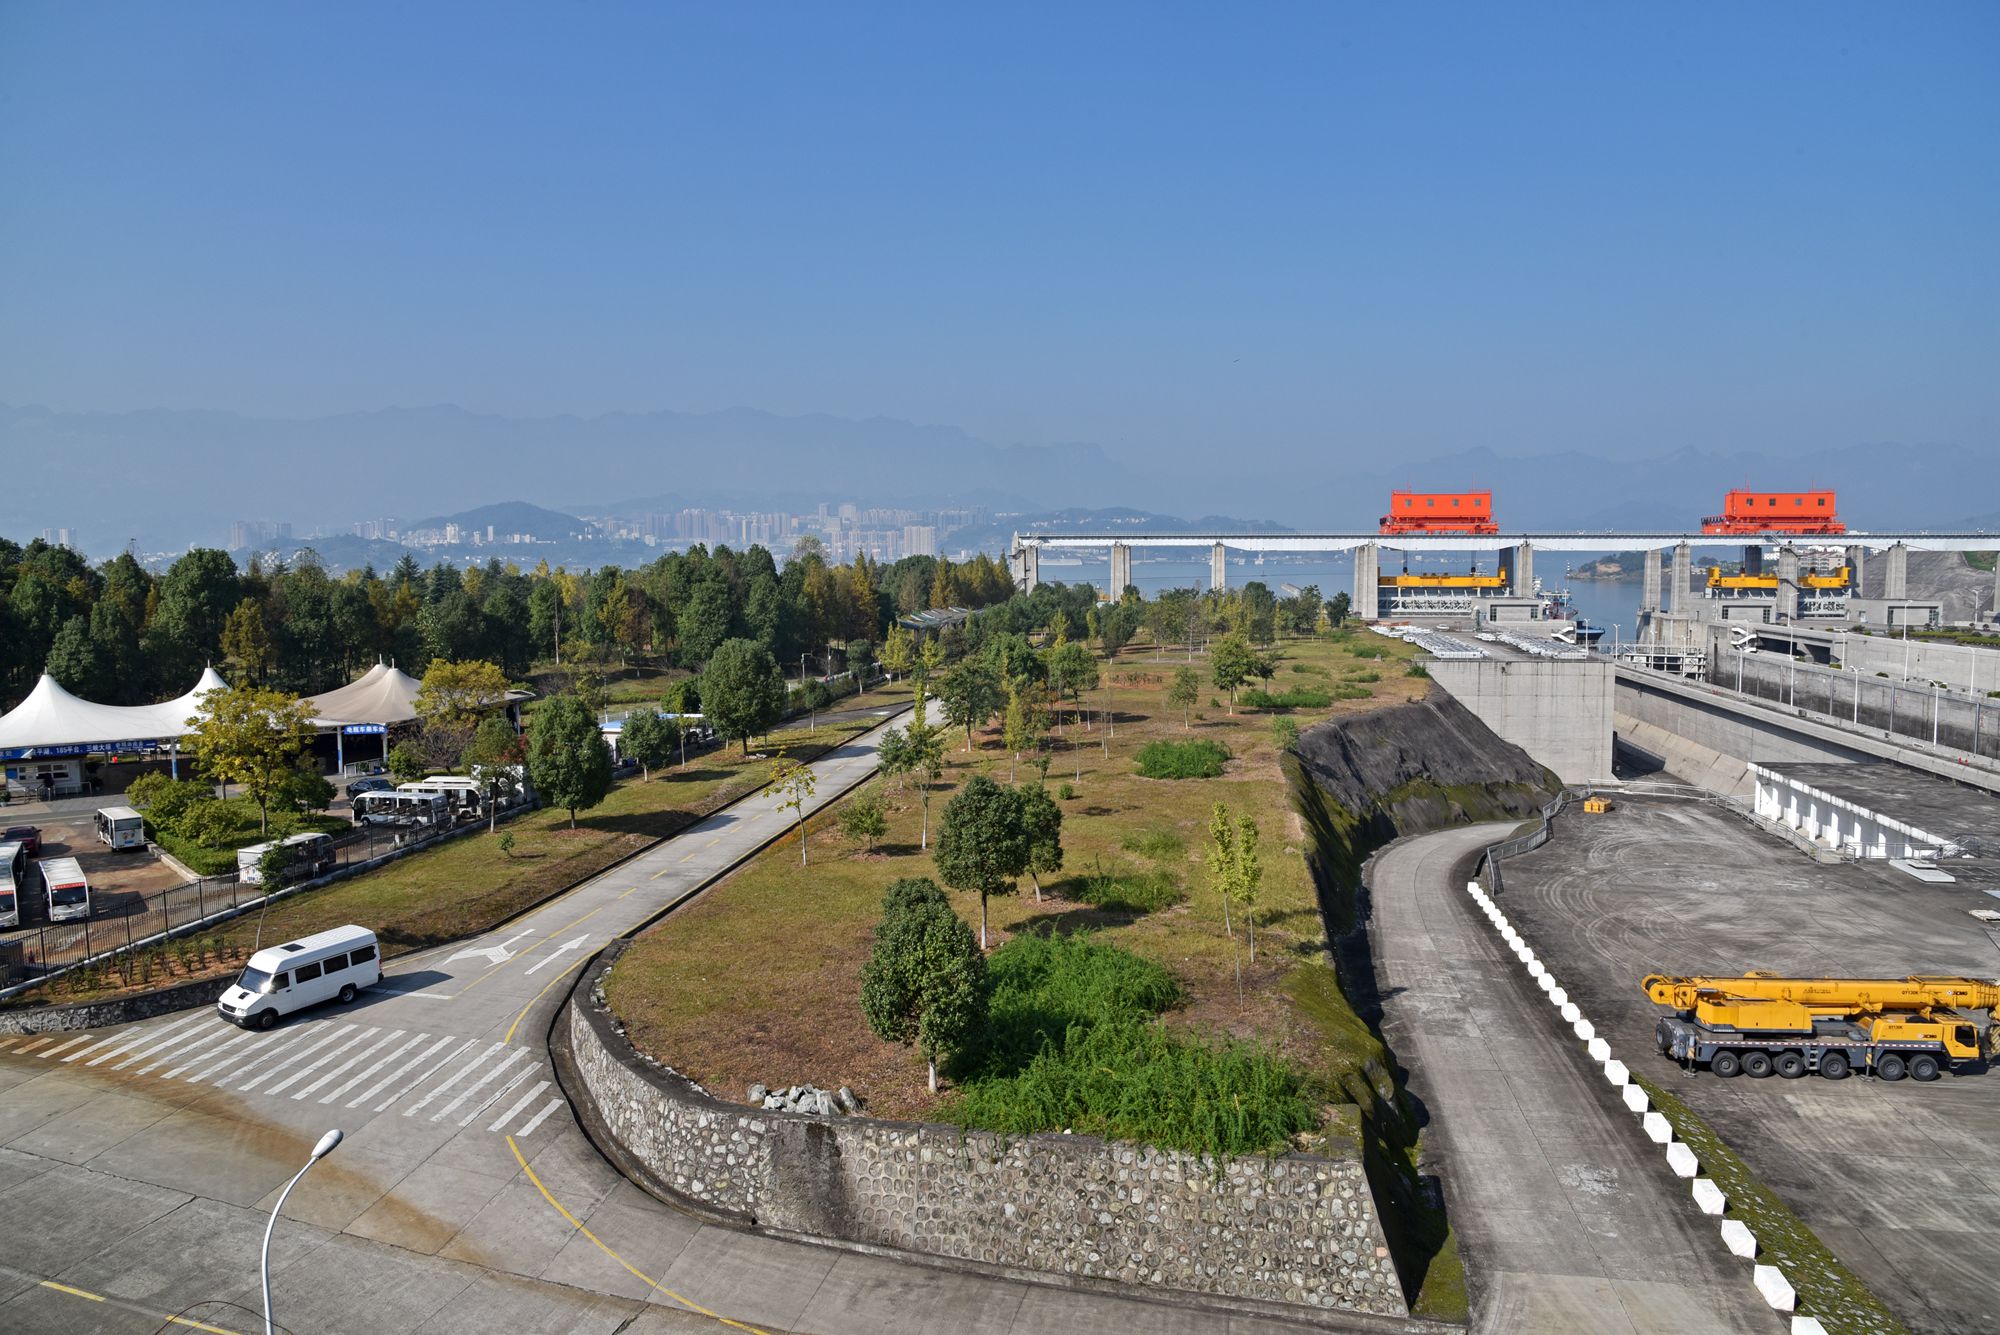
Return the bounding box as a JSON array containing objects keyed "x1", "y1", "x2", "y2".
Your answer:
[
  {"x1": 1166, "y1": 666, "x2": 1200, "y2": 728},
  {"x1": 938, "y1": 660, "x2": 1001, "y2": 752},
  {"x1": 1000, "y1": 684, "x2": 1043, "y2": 782},
  {"x1": 1207, "y1": 802, "x2": 1237, "y2": 941},
  {"x1": 526, "y1": 694, "x2": 613, "y2": 828},
  {"x1": 934, "y1": 774, "x2": 1030, "y2": 950},
  {"x1": 880, "y1": 624, "x2": 916, "y2": 681},
  {"x1": 413, "y1": 658, "x2": 510, "y2": 771},
  {"x1": 677, "y1": 576, "x2": 737, "y2": 669},
  {"x1": 837, "y1": 794, "x2": 889, "y2": 851},
  {"x1": 1017, "y1": 781, "x2": 1064, "y2": 903},
  {"x1": 1325, "y1": 590, "x2": 1352, "y2": 629},
  {"x1": 1234, "y1": 813, "x2": 1264, "y2": 962},
  {"x1": 44, "y1": 615, "x2": 106, "y2": 697},
  {"x1": 770, "y1": 757, "x2": 817, "y2": 864},
  {"x1": 1210, "y1": 631, "x2": 1257, "y2": 713},
  {"x1": 273, "y1": 761, "x2": 334, "y2": 816},
  {"x1": 183, "y1": 685, "x2": 319, "y2": 836},
  {"x1": 859, "y1": 878, "x2": 988, "y2": 1093},
  {"x1": 618, "y1": 708, "x2": 678, "y2": 782},
  {"x1": 847, "y1": 639, "x2": 875, "y2": 683},
  {"x1": 462, "y1": 714, "x2": 525, "y2": 830},
  {"x1": 702, "y1": 638, "x2": 786, "y2": 755},
  {"x1": 877, "y1": 721, "x2": 945, "y2": 849},
  {"x1": 1042, "y1": 635, "x2": 1099, "y2": 731},
  {"x1": 387, "y1": 740, "x2": 428, "y2": 784}
]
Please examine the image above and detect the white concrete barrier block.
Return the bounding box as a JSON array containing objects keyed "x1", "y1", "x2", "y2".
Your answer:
[
  {"x1": 1621, "y1": 1083, "x2": 1648, "y2": 1114},
  {"x1": 1549, "y1": 987, "x2": 1568, "y2": 1007},
  {"x1": 1572, "y1": 1018, "x2": 1595, "y2": 1042},
  {"x1": 1466, "y1": 881, "x2": 1483, "y2": 895},
  {"x1": 1603, "y1": 1058, "x2": 1630, "y2": 1087},
  {"x1": 1790, "y1": 1317, "x2": 1828, "y2": 1335},
  {"x1": 1587, "y1": 1036, "x2": 1611, "y2": 1062},
  {"x1": 1537, "y1": 973, "x2": 1557, "y2": 994},
  {"x1": 1753, "y1": 1264, "x2": 1796, "y2": 1312},
  {"x1": 1691, "y1": 1177, "x2": 1726, "y2": 1215},
  {"x1": 1721, "y1": 1218, "x2": 1757, "y2": 1259},
  {"x1": 1642, "y1": 1111, "x2": 1673, "y2": 1144},
  {"x1": 1561, "y1": 1002, "x2": 1581, "y2": 1023},
  {"x1": 1515, "y1": 946, "x2": 1535, "y2": 965},
  {"x1": 1666, "y1": 1141, "x2": 1699, "y2": 1179},
  {"x1": 1527, "y1": 959, "x2": 1546, "y2": 979}
]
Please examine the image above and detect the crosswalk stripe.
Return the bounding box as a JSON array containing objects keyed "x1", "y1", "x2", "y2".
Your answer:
[
  {"x1": 132, "y1": 1024, "x2": 234, "y2": 1075},
  {"x1": 458, "y1": 1064, "x2": 533, "y2": 1127},
  {"x1": 16, "y1": 1036, "x2": 57, "y2": 1054},
  {"x1": 59, "y1": 1034, "x2": 121, "y2": 1063},
  {"x1": 430, "y1": 1049, "x2": 525, "y2": 1122},
  {"x1": 175, "y1": 1030, "x2": 272, "y2": 1083},
  {"x1": 114, "y1": 1019, "x2": 223, "y2": 1071},
  {"x1": 293, "y1": 1029, "x2": 406, "y2": 1101},
  {"x1": 38, "y1": 1036, "x2": 93, "y2": 1060},
  {"x1": 489, "y1": 1080, "x2": 550, "y2": 1133},
  {"x1": 515, "y1": 1098, "x2": 562, "y2": 1137},
  {"x1": 360, "y1": 1036, "x2": 468, "y2": 1111},
  {"x1": 82, "y1": 1014, "x2": 208, "y2": 1066},
  {"x1": 264, "y1": 1027, "x2": 380, "y2": 1096},
  {"x1": 319, "y1": 1032, "x2": 428, "y2": 1105},
  {"x1": 238, "y1": 1024, "x2": 357, "y2": 1092},
  {"x1": 404, "y1": 1042, "x2": 502, "y2": 1117}
]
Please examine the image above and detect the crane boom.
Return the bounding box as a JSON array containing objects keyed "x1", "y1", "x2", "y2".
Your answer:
[{"x1": 1643, "y1": 973, "x2": 2000, "y2": 1014}]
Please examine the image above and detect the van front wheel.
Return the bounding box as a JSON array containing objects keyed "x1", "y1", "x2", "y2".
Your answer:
[
  {"x1": 256, "y1": 1009, "x2": 279, "y2": 1031},
  {"x1": 337, "y1": 983, "x2": 357, "y2": 1005}
]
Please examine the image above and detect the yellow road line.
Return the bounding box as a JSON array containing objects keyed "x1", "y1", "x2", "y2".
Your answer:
[
  {"x1": 503, "y1": 957, "x2": 589, "y2": 1044},
  {"x1": 705, "y1": 837, "x2": 720, "y2": 847},
  {"x1": 506, "y1": 1137, "x2": 768, "y2": 1335},
  {"x1": 37, "y1": 1280, "x2": 242, "y2": 1333},
  {"x1": 679, "y1": 851, "x2": 696, "y2": 862},
  {"x1": 166, "y1": 1314, "x2": 242, "y2": 1334},
  {"x1": 40, "y1": 1280, "x2": 101, "y2": 1301}
]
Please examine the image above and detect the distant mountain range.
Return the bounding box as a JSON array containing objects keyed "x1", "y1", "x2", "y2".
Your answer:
[{"x1": 0, "y1": 400, "x2": 1990, "y2": 557}]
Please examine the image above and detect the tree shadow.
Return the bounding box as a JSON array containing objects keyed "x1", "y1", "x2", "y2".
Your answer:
[
  {"x1": 871, "y1": 842, "x2": 924, "y2": 858},
  {"x1": 1011, "y1": 905, "x2": 1146, "y2": 935}
]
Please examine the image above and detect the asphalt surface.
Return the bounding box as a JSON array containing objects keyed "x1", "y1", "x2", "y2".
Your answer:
[
  {"x1": 1501, "y1": 798, "x2": 2000, "y2": 1335},
  {"x1": 1367, "y1": 825, "x2": 1780, "y2": 1335},
  {"x1": 0, "y1": 703, "x2": 1413, "y2": 1335}
]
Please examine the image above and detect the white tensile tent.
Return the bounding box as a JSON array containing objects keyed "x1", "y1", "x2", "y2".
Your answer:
[
  {"x1": 0, "y1": 667, "x2": 229, "y2": 794},
  {"x1": 304, "y1": 661, "x2": 426, "y2": 728}
]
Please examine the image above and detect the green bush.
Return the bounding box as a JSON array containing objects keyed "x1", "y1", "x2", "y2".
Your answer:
[
  {"x1": 1332, "y1": 682, "x2": 1373, "y2": 699},
  {"x1": 1405, "y1": 662, "x2": 1429, "y2": 679},
  {"x1": 1348, "y1": 644, "x2": 1385, "y2": 659},
  {"x1": 1288, "y1": 663, "x2": 1328, "y2": 676},
  {"x1": 1238, "y1": 687, "x2": 1332, "y2": 710},
  {"x1": 1133, "y1": 739, "x2": 1231, "y2": 779},
  {"x1": 1342, "y1": 668, "x2": 1381, "y2": 682},
  {"x1": 1271, "y1": 716, "x2": 1301, "y2": 748},
  {"x1": 1056, "y1": 782, "x2": 1076, "y2": 800},
  {"x1": 1066, "y1": 866, "x2": 1185, "y2": 914},
  {"x1": 1120, "y1": 826, "x2": 1186, "y2": 861}
]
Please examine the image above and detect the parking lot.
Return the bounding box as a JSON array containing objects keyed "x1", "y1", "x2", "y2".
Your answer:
[{"x1": 1501, "y1": 797, "x2": 2000, "y2": 1335}]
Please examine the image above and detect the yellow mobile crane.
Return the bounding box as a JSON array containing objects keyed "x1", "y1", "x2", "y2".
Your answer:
[{"x1": 1643, "y1": 972, "x2": 1998, "y2": 1082}]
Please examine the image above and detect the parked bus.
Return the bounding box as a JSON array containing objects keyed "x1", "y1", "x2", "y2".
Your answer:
[
  {"x1": 397, "y1": 777, "x2": 486, "y2": 824},
  {"x1": 237, "y1": 832, "x2": 338, "y2": 886},
  {"x1": 95, "y1": 805, "x2": 147, "y2": 851},
  {"x1": 353, "y1": 789, "x2": 450, "y2": 830},
  {"x1": 41, "y1": 856, "x2": 89, "y2": 923},
  {"x1": 0, "y1": 841, "x2": 27, "y2": 929},
  {"x1": 217, "y1": 924, "x2": 380, "y2": 1030}
]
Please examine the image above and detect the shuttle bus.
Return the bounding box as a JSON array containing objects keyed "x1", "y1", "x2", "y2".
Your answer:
[
  {"x1": 41, "y1": 856, "x2": 89, "y2": 923},
  {"x1": 237, "y1": 832, "x2": 338, "y2": 886},
  {"x1": 95, "y1": 805, "x2": 147, "y2": 851},
  {"x1": 0, "y1": 841, "x2": 27, "y2": 928},
  {"x1": 353, "y1": 789, "x2": 450, "y2": 830}
]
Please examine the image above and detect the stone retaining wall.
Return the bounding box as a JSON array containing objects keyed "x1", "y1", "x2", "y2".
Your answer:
[
  {"x1": 568, "y1": 944, "x2": 1405, "y2": 1317},
  {"x1": 0, "y1": 974, "x2": 232, "y2": 1034}
]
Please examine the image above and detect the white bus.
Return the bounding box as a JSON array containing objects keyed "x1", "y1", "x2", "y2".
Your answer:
[
  {"x1": 397, "y1": 777, "x2": 488, "y2": 823},
  {"x1": 95, "y1": 805, "x2": 146, "y2": 851},
  {"x1": 237, "y1": 832, "x2": 338, "y2": 886},
  {"x1": 0, "y1": 841, "x2": 26, "y2": 928},
  {"x1": 41, "y1": 855, "x2": 89, "y2": 923},
  {"x1": 216, "y1": 925, "x2": 381, "y2": 1030},
  {"x1": 353, "y1": 789, "x2": 450, "y2": 829}
]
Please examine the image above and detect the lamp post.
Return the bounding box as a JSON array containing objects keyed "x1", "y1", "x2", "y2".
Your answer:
[{"x1": 263, "y1": 1128, "x2": 342, "y2": 1335}]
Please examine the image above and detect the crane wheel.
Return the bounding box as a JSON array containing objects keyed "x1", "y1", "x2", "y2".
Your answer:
[
  {"x1": 1819, "y1": 1052, "x2": 1850, "y2": 1080},
  {"x1": 1909, "y1": 1055, "x2": 1941, "y2": 1082},
  {"x1": 1876, "y1": 1054, "x2": 1906, "y2": 1081},
  {"x1": 1742, "y1": 1051, "x2": 1774, "y2": 1078},
  {"x1": 1775, "y1": 1051, "x2": 1806, "y2": 1079},
  {"x1": 1710, "y1": 1051, "x2": 1741, "y2": 1078}
]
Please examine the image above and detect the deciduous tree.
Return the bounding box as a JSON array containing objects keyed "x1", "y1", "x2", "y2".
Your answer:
[
  {"x1": 877, "y1": 722, "x2": 945, "y2": 849},
  {"x1": 618, "y1": 708, "x2": 678, "y2": 782},
  {"x1": 702, "y1": 638, "x2": 786, "y2": 754},
  {"x1": 770, "y1": 757, "x2": 817, "y2": 864},
  {"x1": 935, "y1": 774, "x2": 1030, "y2": 949},
  {"x1": 526, "y1": 694, "x2": 613, "y2": 828},
  {"x1": 1211, "y1": 632, "x2": 1257, "y2": 713},
  {"x1": 183, "y1": 685, "x2": 319, "y2": 836},
  {"x1": 1017, "y1": 781, "x2": 1064, "y2": 903},
  {"x1": 859, "y1": 878, "x2": 988, "y2": 1094},
  {"x1": 1166, "y1": 666, "x2": 1200, "y2": 728},
  {"x1": 462, "y1": 714, "x2": 526, "y2": 830}
]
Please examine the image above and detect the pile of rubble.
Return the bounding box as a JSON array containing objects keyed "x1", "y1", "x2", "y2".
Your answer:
[{"x1": 747, "y1": 1081, "x2": 862, "y2": 1116}]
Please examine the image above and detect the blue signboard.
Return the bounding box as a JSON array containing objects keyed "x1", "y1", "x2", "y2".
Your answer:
[
  {"x1": 2, "y1": 739, "x2": 161, "y2": 760},
  {"x1": 342, "y1": 724, "x2": 388, "y2": 736}
]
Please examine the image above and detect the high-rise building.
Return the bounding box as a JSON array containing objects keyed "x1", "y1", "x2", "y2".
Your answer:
[
  {"x1": 902, "y1": 525, "x2": 937, "y2": 557},
  {"x1": 40, "y1": 527, "x2": 75, "y2": 549}
]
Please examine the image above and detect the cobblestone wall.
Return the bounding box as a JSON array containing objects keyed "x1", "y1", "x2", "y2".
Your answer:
[{"x1": 569, "y1": 947, "x2": 1405, "y2": 1316}]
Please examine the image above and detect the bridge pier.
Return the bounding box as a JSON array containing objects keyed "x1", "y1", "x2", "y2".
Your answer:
[
  {"x1": 1512, "y1": 542, "x2": 1534, "y2": 596},
  {"x1": 1776, "y1": 546, "x2": 1801, "y2": 622},
  {"x1": 1884, "y1": 542, "x2": 1908, "y2": 601},
  {"x1": 1668, "y1": 542, "x2": 1691, "y2": 616},
  {"x1": 1641, "y1": 548, "x2": 1662, "y2": 615},
  {"x1": 1211, "y1": 542, "x2": 1227, "y2": 593},
  {"x1": 1353, "y1": 543, "x2": 1380, "y2": 620},
  {"x1": 1743, "y1": 544, "x2": 1763, "y2": 577},
  {"x1": 1846, "y1": 544, "x2": 1867, "y2": 598},
  {"x1": 1018, "y1": 544, "x2": 1040, "y2": 594},
  {"x1": 1110, "y1": 543, "x2": 1132, "y2": 600}
]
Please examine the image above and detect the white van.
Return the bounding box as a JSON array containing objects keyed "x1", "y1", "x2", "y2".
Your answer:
[
  {"x1": 96, "y1": 805, "x2": 147, "y2": 851},
  {"x1": 398, "y1": 777, "x2": 486, "y2": 824},
  {"x1": 41, "y1": 856, "x2": 89, "y2": 923},
  {"x1": 0, "y1": 841, "x2": 26, "y2": 929},
  {"x1": 237, "y1": 831, "x2": 338, "y2": 886},
  {"x1": 353, "y1": 789, "x2": 449, "y2": 829},
  {"x1": 216, "y1": 925, "x2": 381, "y2": 1029}
]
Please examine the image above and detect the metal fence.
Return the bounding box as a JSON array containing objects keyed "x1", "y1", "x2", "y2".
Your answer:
[{"x1": 1717, "y1": 647, "x2": 2000, "y2": 764}]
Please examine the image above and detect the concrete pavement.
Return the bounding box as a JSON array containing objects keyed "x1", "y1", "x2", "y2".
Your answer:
[
  {"x1": 0, "y1": 706, "x2": 1412, "y2": 1335},
  {"x1": 1366, "y1": 825, "x2": 1779, "y2": 1335}
]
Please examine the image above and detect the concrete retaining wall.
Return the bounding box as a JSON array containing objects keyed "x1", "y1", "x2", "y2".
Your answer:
[
  {"x1": 566, "y1": 945, "x2": 1406, "y2": 1317},
  {"x1": 0, "y1": 974, "x2": 232, "y2": 1035},
  {"x1": 1427, "y1": 659, "x2": 1614, "y2": 783}
]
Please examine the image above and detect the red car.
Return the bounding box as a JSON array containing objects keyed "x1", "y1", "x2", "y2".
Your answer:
[{"x1": 2, "y1": 826, "x2": 41, "y2": 857}]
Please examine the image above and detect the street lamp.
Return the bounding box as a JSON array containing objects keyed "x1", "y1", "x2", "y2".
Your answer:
[{"x1": 263, "y1": 1128, "x2": 342, "y2": 1335}]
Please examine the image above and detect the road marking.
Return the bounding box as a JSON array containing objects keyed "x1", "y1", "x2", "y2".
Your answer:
[
  {"x1": 504, "y1": 956, "x2": 587, "y2": 1043},
  {"x1": 133, "y1": 1024, "x2": 236, "y2": 1075},
  {"x1": 15, "y1": 1036, "x2": 56, "y2": 1054},
  {"x1": 431, "y1": 1049, "x2": 526, "y2": 1122},
  {"x1": 514, "y1": 1099, "x2": 562, "y2": 1137},
  {"x1": 705, "y1": 837, "x2": 721, "y2": 847},
  {"x1": 404, "y1": 1042, "x2": 501, "y2": 1117},
  {"x1": 293, "y1": 1027, "x2": 405, "y2": 1100},
  {"x1": 238, "y1": 1023, "x2": 359, "y2": 1092},
  {"x1": 265, "y1": 1026, "x2": 381, "y2": 1096},
  {"x1": 650, "y1": 867, "x2": 671, "y2": 879},
  {"x1": 359, "y1": 1035, "x2": 467, "y2": 1111},
  {"x1": 37, "y1": 1036, "x2": 93, "y2": 1059},
  {"x1": 678, "y1": 852, "x2": 696, "y2": 862},
  {"x1": 445, "y1": 929, "x2": 534, "y2": 969},
  {"x1": 505, "y1": 1135, "x2": 768, "y2": 1333},
  {"x1": 75, "y1": 1013, "x2": 203, "y2": 1066},
  {"x1": 117, "y1": 1020, "x2": 223, "y2": 1072},
  {"x1": 33, "y1": 1278, "x2": 243, "y2": 1334},
  {"x1": 460, "y1": 1064, "x2": 534, "y2": 1127},
  {"x1": 524, "y1": 935, "x2": 588, "y2": 976},
  {"x1": 318, "y1": 1031, "x2": 429, "y2": 1105},
  {"x1": 164, "y1": 1314, "x2": 241, "y2": 1334},
  {"x1": 159, "y1": 1028, "x2": 252, "y2": 1079},
  {"x1": 488, "y1": 1079, "x2": 549, "y2": 1132},
  {"x1": 183, "y1": 1030, "x2": 282, "y2": 1084},
  {"x1": 40, "y1": 1280, "x2": 102, "y2": 1301}
]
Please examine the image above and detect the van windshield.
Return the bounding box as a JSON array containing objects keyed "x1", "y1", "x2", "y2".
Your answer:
[
  {"x1": 238, "y1": 966, "x2": 277, "y2": 995},
  {"x1": 51, "y1": 886, "x2": 87, "y2": 907}
]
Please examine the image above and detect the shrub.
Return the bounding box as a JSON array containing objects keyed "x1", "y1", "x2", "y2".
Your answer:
[
  {"x1": 1288, "y1": 662, "x2": 1327, "y2": 676},
  {"x1": 1331, "y1": 682, "x2": 1373, "y2": 699},
  {"x1": 1056, "y1": 782, "x2": 1076, "y2": 800},
  {"x1": 1238, "y1": 687, "x2": 1332, "y2": 710},
  {"x1": 1342, "y1": 668, "x2": 1381, "y2": 682},
  {"x1": 1067, "y1": 866, "x2": 1185, "y2": 914},
  {"x1": 1120, "y1": 826, "x2": 1186, "y2": 861},
  {"x1": 1405, "y1": 662, "x2": 1430, "y2": 679},
  {"x1": 838, "y1": 796, "x2": 890, "y2": 850},
  {"x1": 1271, "y1": 717, "x2": 1300, "y2": 748},
  {"x1": 1134, "y1": 739, "x2": 1231, "y2": 779},
  {"x1": 124, "y1": 775, "x2": 215, "y2": 837},
  {"x1": 1348, "y1": 644, "x2": 1385, "y2": 660}
]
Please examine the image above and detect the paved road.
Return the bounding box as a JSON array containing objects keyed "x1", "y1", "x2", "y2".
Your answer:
[
  {"x1": 1367, "y1": 826, "x2": 1780, "y2": 1335},
  {"x1": 0, "y1": 707, "x2": 1408, "y2": 1335}
]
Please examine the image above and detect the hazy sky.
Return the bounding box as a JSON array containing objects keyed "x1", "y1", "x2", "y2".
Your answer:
[{"x1": 3, "y1": 3, "x2": 1994, "y2": 463}]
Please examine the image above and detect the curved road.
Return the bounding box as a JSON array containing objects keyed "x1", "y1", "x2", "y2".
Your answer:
[
  {"x1": 1367, "y1": 826, "x2": 1779, "y2": 1335},
  {"x1": 0, "y1": 709, "x2": 1415, "y2": 1335}
]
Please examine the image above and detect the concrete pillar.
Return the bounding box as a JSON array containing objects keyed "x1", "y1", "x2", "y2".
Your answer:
[
  {"x1": 1846, "y1": 544, "x2": 1867, "y2": 599},
  {"x1": 1743, "y1": 544, "x2": 1764, "y2": 577},
  {"x1": 1641, "y1": 548, "x2": 1662, "y2": 614},
  {"x1": 1211, "y1": 542, "x2": 1227, "y2": 592},
  {"x1": 1991, "y1": 557, "x2": 1999, "y2": 626},
  {"x1": 1353, "y1": 543, "x2": 1380, "y2": 620},
  {"x1": 1019, "y1": 543, "x2": 1040, "y2": 593},
  {"x1": 1110, "y1": 543, "x2": 1131, "y2": 599},
  {"x1": 1884, "y1": 542, "x2": 1908, "y2": 601},
  {"x1": 1668, "y1": 542, "x2": 1691, "y2": 615},
  {"x1": 1776, "y1": 545, "x2": 1801, "y2": 622},
  {"x1": 1513, "y1": 542, "x2": 1535, "y2": 596}
]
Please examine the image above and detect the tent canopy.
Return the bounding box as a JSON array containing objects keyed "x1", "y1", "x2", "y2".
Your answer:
[
  {"x1": 0, "y1": 667, "x2": 230, "y2": 752},
  {"x1": 305, "y1": 662, "x2": 427, "y2": 728}
]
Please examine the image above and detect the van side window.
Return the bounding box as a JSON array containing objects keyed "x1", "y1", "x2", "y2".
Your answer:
[
  {"x1": 272, "y1": 972, "x2": 290, "y2": 989},
  {"x1": 323, "y1": 954, "x2": 349, "y2": 974},
  {"x1": 349, "y1": 944, "x2": 377, "y2": 965},
  {"x1": 294, "y1": 961, "x2": 323, "y2": 983}
]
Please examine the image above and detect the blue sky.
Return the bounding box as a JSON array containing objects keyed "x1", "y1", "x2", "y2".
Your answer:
[{"x1": 2, "y1": 2, "x2": 1994, "y2": 464}]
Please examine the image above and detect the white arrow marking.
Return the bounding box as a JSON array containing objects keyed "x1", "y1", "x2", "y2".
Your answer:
[
  {"x1": 446, "y1": 929, "x2": 534, "y2": 968},
  {"x1": 525, "y1": 935, "x2": 589, "y2": 976}
]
